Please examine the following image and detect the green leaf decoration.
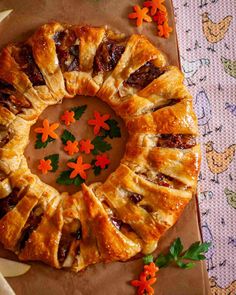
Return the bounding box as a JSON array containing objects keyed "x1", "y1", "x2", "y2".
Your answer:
[
  {"x1": 101, "y1": 119, "x2": 121, "y2": 139},
  {"x1": 91, "y1": 136, "x2": 111, "y2": 155},
  {"x1": 61, "y1": 130, "x2": 76, "y2": 145},
  {"x1": 154, "y1": 238, "x2": 211, "y2": 269},
  {"x1": 56, "y1": 170, "x2": 84, "y2": 186},
  {"x1": 176, "y1": 260, "x2": 195, "y2": 269},
  {"x1": 155, "y1": 253, "x2": 172, "y2": 268},
  {"x1": 169, "y1": 237, "x2": 184, "y2": 260},
  {"x1": 182, "y1": 241, "x2": 212, "y2": 261},
  {"x1": 143, "y1": 254, "x2": 154, "y2": 265},
  {"x1": 35, "y1": 134, "x2": 55, "y2": 149},
  {"x1": 91, "y1": 159, "x2": 101, "y2": 176},
  {"x1": 70, "y1": 105, "x2": 87, "y2": 120},
  {"x1": 44, "y1": 154, "x2": 59, "y2": 172}
]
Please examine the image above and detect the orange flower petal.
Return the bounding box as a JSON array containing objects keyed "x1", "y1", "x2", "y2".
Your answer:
[
  {"x1": 128, "y1": 5, "x2": 152, "y2": 27},
  {"x1": 64, "y1": 140, "x2": 79, "y2": 156},
  {"x1": 95, "y1": 154, "x2": 110, "y2": 169},
  {"x1": 67, "y1": 156, "x2": 91, "y2": 180},
  {"x1": 38, "y1": 159, "x2": 52, "y2": 174},
  {"x1": 34, "y1": 119, "x2": 59, "y2": 142},
  {"x1": 88, "y1": 111, "x2": 110, "y2": 135},
  {"x1": 61, "y1": 110, "x2": 75, "y2": 126},
  {"x1": 144, "y1": 0, "x2": 167, "y2": 16},
  {"x1": 80, "y1": 139, "x2": 94, "y2": 154}
]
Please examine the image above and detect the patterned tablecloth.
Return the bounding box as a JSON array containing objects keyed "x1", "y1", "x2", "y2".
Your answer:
[{"x1": 173, "y1": 0, "x2": 236, "y2": 293}]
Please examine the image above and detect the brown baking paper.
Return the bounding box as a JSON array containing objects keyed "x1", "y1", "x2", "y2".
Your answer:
[{"x1": 0, "y1": 0, "x2": 210, "y2": 294}]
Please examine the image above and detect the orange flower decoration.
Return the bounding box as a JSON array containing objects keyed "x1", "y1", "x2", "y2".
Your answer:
[
  {"x1": 38, "y1": 159, "x2": 52, "y2": 174},
  {"x1": 95, "y1": 154, "x2": 110, "y2": 169},
  {"x1": 157, "y1": 21, "x2": 173, "y2": 38},
  {"x1": 144, "y1": 262, "x2": 159, "y2": 278},
  {"x1": 67, "y1": 156, "x2": 91, "y2": 179},
  {"x1": 88, "y1": 111, "x2": 110, "y2": 135},
  {"x1": 153, "y1": 10, "x2": 167, "y2": 25},
  {"x1": 131, "y1": 272, "x2": 156, "y2": 295},
  {"x1": 34, "y1": 119, "x2": 59, "y2": 143},
  {"x1": 64, "y1": 140, "x2": 79, "y2": 156},
  {"x1": 144, "y1": 0, "x2": 167, "y2": 16},
  {"x1": 61, "y1": 110, "x2": 75, "y2": 126},
  {"x1": 128, "y1": 5, "x2": 152, "y2": 27},
  {"x1": 80, "y1": 139, "x2": 94, "y2": 154}
]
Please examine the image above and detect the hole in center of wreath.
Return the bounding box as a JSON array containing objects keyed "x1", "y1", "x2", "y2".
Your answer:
[{"x1": 24, "y1": 96, "x2": 128, "y2": 194}]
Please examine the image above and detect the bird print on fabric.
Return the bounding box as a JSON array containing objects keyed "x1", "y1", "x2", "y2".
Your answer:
[
  {"x1": 181, "y1": 56, "x2": 210, "y2": 86},
  {"x1": 224, "y1": 188, "x2": 236, "y2": 209},
  {"x1": 194, "y1": 89, "x2": 212, "y2": 137},
  {"x1": 210, "y1": 277, "x2": 236, "y2": 295},
  {"x1": 202, "y1": 12, "x2": 232, "y2": 52},
  {"x1": 201, "y1": 223, "x2": 215, "y2": 271},
  {"x1": 205, "y1": 142, "x2": 236, "y2": 184},
  {"x1": 221, "y1": 57, "x2": 236, "y2": 79},
  {"x1": 199, "y1": 0, "x2": 219, "y2": 9}
]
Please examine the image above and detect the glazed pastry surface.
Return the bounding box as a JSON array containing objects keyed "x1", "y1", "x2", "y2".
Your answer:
[{"x1": 0, "y1": 22, "x2": 200, "y2": 270}]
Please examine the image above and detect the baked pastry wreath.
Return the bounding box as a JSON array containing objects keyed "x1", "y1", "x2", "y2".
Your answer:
[{"x1": 0, "y1": 22, "x2": 200, "y2": 271}]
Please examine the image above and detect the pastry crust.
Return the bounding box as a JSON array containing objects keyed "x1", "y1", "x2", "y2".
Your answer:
[
  {"x1": 0, "y1": 22, "x2": 200, "y2": 271},
  {"x1": 97, "y1": 34, "x2": 166, "y2": 105},
  {"x1": 64, "y1": 25, "x2": 106, "y2": 96}
]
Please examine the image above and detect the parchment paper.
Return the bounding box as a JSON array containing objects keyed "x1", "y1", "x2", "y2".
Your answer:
[{"x1": 0, "y1": 0, "x2": 210, "y2": 294}]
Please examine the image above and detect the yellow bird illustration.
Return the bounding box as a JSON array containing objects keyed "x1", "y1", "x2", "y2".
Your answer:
[
  {"x1": 205, "y1": 141, "x2": 236, "y2": 184},
  {"x1": 202, "y1": 12, "x2": 232, "y2": 52}
]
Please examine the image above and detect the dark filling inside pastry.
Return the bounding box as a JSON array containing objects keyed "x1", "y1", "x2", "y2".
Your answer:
[
  {"x1": 53, "y1": 30, "x2": 80, "y2": 72},
  {"x1": 129, "y1": 193, "x2": 144, "y2": 204},
  {"x1": 19, "y1": 205, "x2": 44, "y2": 250},
  {"x1": 93, "y1": 40, "x2": 125, "y2": 73},
  {"x1": 0, "y1": 79, "x2": 31, "y2": 115},
  {"x1": 150, "y1": 99, "x2": 181, "y2": 113},
  {"x1": 0, "y1": 124, "x2": 11, "y2": 148},
  {"x1": 14, "y1": 44, "x2": 45, "y2": 86},
  {"x1": 157, "y1": 134, "x2": 196, "y2": 149},
  {"x1": 0, "y1": 170, "x2": 7, "y2": 181},
  {"x1": 125, "y1": 61, "x2": 164, "y2": 89},
  {"x1": 58, "y1": 220, "x2": 81, "y2": 263},
  {"x1": 139, "y1": 172, "x2": 172, "y2": 188},
  {"x1": 0, "y1": 187, "x2": 26, "y2": 219}
]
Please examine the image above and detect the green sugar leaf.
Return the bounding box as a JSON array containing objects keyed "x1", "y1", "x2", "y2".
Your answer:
[
  {"x1": 61, "y1": 130, "x2": 76, "y2": 145},
  {"x1": 101, "y1": 119, "x2": 121, "y2": 139},
  {"x1": 155, "y1": 253, "x2": 172, "y2": 268},
  {"x1": 169, "y1": 238, "x2": 184, "y2": 260},
  {"x1": 70, "y1": 105, "x2": 87, "y2": 120},
  {"x1": 35, "y1": 134, "x2": 55, "y2": 149},
  {"x1": 56, "y1": 169, "x2": 85, "y2": 186},
  {"x1": 143, "y1": 254, "x2": 154, "y2": 265},
  {"x1": 44, "y1": 154, "x2": 59, "y2": 172},
  {"x1": 182, "y1": 241, "x2": 212, "y2": 261},
  {"x1": 91, "y1": 136, "x2": 111, "y2": 155}
]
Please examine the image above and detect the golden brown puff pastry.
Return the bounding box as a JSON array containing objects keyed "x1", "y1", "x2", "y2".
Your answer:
[
  {"x1": 71, "y1": 190, "x2": 101, "y2": 272},
  {"x1": 97, "y1": 34, "x2": 166, "y2": 105},
  {"x1": 27, "y1": 22, "x2": 66, "y2": 101},
  {"x1": 0, "y1": 23, "x2": 200, "y2": 271},
  {"x1": 126, "y1": 99, "x2": 198, "y2": 135},
  {"x1": 19, "y1": 193, "x2": 63, "y2": 268},
  {"x1": 0, "y1": 118, "x2": 31, "y2": 174},
  {"x1": 0, "y1": 44, "x2": 52, "y2": 110},
  {"x1": 95, "y1": 164, "x2": 192, "y2": 254},
  {"x1": 0, "y1": 177, "x2": 11, "y2": 199},
  {"x1": 0, "y1": 179, "x2": 42, "y2": 251},
  {"x1": 114, "y1": 66, "x2": 191, "y2": 119},
  {"x1": 81, "y1": 184, "x2": 141, "y2": 262},
  {"x1": 0, "y1": 47, "x2": 47, "y2": 122},
  {"x1": 122, "y1": 138, "x2": 201, "y2": 188},
  {"x1": 63, "y1": 25, "x2": 106, "y2": 96}
]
